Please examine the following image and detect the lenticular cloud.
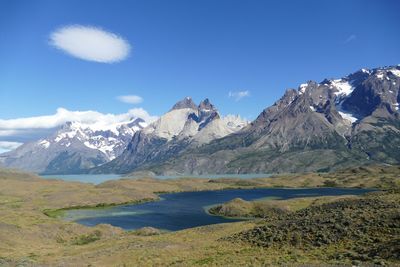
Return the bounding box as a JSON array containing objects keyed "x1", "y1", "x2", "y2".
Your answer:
[{"x1": 50, "y1": 25, "x2": 131, "y2": 63}]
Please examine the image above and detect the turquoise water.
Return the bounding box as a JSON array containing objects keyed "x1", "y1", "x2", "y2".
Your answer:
[
  {"x1": 40, "y1": 174, "x2": 122, "y2": 184},
  {"x1": 150, "y1": 173, "x2": 272, "y2": 179},
  {"x1": 40, "y1": 173, "x2": 271, "y2": 184},
  {"x1": 66, "y1": 187, "x2": 372, "y2": 231}
]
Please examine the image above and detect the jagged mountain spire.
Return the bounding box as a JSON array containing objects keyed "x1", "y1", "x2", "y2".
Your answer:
[
  {"x1": 198, "y1": 98, "x2": 216, "y2": 111},
  {"x1": 171, "y1": 97, "x2": 197, "y2": 110}
]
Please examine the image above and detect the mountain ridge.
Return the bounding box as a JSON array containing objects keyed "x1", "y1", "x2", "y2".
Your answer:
[{"x1": 122, "y1": 65, "x2": 400, "y2": 175}]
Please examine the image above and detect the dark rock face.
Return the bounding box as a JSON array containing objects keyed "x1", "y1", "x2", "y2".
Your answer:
[
  {"x1": 44, "y1": 151, "x2": 108, "y2": 175},
  {"x1": 343, "y1": 68, "x2": 400, "y2": 117},
  {"x1": 198, "y1": 98, "x2": 215, "y2": 111},
  {"x1": 97, "y1": 131, "x2": 170, "y2": 174}
]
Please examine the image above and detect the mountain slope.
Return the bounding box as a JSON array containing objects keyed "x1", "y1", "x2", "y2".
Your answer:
[
  {"x1": 135, "y1": 65, "x2": 400, "y2": 175},
  {"x1": 0, "y1": 118, "x2": 147, "y2": 174}
]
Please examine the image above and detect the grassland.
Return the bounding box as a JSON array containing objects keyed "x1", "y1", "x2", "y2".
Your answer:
[
  {"x1": 0, "y1": 165, "x2": 399, "y2": 266},
  {"x1": 208, "y1": 195, "x2": 358, "y2": 218}
]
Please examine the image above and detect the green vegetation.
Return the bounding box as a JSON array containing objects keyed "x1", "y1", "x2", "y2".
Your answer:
[
  {"x1": 229, "y1": 190, "x2": 400, "y2": 265},
  {"x1": 43, "y1": 209, "x2": 66, "y2": 218},
  {"x1": 131, "y1": 227, "x2": 163, "y2": 236},
  {"x1": 72, "y1": 230, "x2": 102, "y2": 245},
  {"x1": 208, "y1": 197, "x2": 288, "y2": 218},
  {"x1": 208, "y1": 195, "x2": 358, "y2": 219}
]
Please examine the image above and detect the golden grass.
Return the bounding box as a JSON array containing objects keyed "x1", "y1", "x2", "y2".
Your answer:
[{"x1": 0, "y1": 164, "x2": 398, "y2": 266}]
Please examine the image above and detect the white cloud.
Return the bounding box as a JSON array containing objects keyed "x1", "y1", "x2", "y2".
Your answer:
[
  {"x1": 0, "y1": 141, "x2": 23, "y2": 153},
  {"x1": 49, "y1": 25, "x2": 131, "y2": 63},
  {"x1": 344, "y1": 34, "x2": 356, "y2": 44},
  {"x1": 117, "y1": 95, "x2": 143, "y2": 104},
  {"x1": 0, "y1": 108, "x2": 158, "y2": 141},
  {"x1": 228, "y1": 90, "x2": 250, "y2": 101}
]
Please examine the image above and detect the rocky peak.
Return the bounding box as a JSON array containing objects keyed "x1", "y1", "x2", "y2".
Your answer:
[
  {"x1": 252, "y1": 89, "x2": 298, "y2": 128},
  {"x1": 347, "y1": 68, "x2": 371, "y2": 83},
  {"x1": 171, "y1": 97, "x2": 197, "y2": 111},
  {"x1": 61, "y1": 121, "x2": 74, "y2": 130},
  {"x1": 340, "y1": 65, "x2": 400, "y2": 117},
  {"x1": 196, "y1": 98, "x2": 219, "y2": 129},
  {"x1": 281, "y1": 89, "x2": 298, "y2": 104},
  {"x1": 127, "y1": 118, "x2": 145, "y2": 128},
  {"x1": 198, "y1": 98, "x2": 216, "y2": 112}
]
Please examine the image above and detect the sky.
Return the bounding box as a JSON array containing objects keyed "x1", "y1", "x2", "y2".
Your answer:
[{"x1": 0, "y1": 0, "x2": 400, "y2": 151}]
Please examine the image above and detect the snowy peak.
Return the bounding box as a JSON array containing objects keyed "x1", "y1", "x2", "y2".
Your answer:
[
  {"x1": 371, "y1": 65, "x2": 400, "y2": 80},
  {"x1": 293, "y1": 65, "x2": 400, "y2": 126},
  {"x1": 48, "y1": 118, "x2": 146, "y2": 160},
  {"x1": 329, "y1": 79, "x2": 354, "y2": 98},
  {"x1": 222, "y1": 114, "x2": 249, "y2": 131}
]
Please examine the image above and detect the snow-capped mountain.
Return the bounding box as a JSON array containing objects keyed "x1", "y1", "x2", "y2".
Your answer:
[
  {"x1": 0, "y1": 117, "x2": 147, "y2": 174},
  {"x1": 125, "y1": 65, "x2": 400, "y2": 175},
  {"x1": 54, "y1": 119, "x2": 146, "y2": 160},
  {"x1": 93, "y1": 97, "x2": 248, "y2": 173}
]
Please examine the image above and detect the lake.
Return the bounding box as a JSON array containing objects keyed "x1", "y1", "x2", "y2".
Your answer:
[
  {"x1": 40, "y1": 173, "x2": 272, "y2": 184},
  {"x1": 65, "y1": 187, "x2": 372, "y2": 231},
  {"x1": 40, "y1": 174, "x2": 123, "y2": 184}
]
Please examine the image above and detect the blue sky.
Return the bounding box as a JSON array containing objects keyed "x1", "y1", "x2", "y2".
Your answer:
[{"x1": 0, "y1": 0, "x2": 399, "y2": 148}]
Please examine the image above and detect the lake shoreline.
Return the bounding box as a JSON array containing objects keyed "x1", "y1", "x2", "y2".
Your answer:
[
  {"x1": 64, "y1": 187, "x2": 375, "y2": 231},
  {"x1": 41, "y1": 172, "x2": 380, "y2": 221},
  {"x1": 48, "y1": 184, "x2": 376, "y2": 218}
]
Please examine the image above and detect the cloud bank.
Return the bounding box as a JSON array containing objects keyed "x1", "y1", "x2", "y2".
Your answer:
[
  {"x1": 0, "y1": 141, "x2": 23, "y2": 154},
  {"x1": 0, "y1": 108, "x2": 158, "y2": 144},
  {"x1": 229, "y1": 90, "x2": 250, "y2": 101},
  {"x1": 50, "y1": 25, "x2": 131, "y2": 63},
  {"x1": 117, "y1": 95, "x2": 143, "y2": 104}
]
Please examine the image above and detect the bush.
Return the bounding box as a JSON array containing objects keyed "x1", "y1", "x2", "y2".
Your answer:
[{"x1": 72, "y1": 230, "x2": 102, "y2": 245}]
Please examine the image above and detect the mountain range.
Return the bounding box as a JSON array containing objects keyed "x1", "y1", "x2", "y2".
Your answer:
[
  {"x1": 104, "y1": 65, "x2": 400, "y2": 175},
  {"x1": 91, "y1": 98, "x2": 248, "y2": 174},
  {"x1": 1, "y1": 65, "x2": 400, "y2": 175},
  {"x1": 0, "y1": 118, "x2": 147, "y2": 174}
]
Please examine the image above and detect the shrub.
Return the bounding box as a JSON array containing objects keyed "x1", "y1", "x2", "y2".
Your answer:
[{"x1": 72, "y1": 230, "x2": 102, "y2": 245}]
